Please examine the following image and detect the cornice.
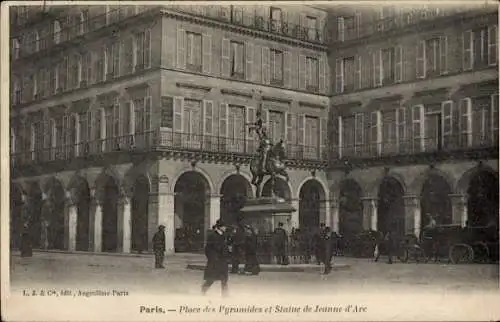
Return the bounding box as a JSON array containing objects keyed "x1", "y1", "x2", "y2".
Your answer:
[{"x1": 176, "y1": 82, "x2": 212, "y2": 92}]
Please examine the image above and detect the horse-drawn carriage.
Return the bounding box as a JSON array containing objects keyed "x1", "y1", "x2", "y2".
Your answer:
[{"x1": 398, "y1": 224, "x2": 499, "y2": 264}]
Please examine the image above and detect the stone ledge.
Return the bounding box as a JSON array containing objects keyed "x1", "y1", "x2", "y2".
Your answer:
[{"x1": 186, "y1": 262, "x2": 351, "y2": 273}]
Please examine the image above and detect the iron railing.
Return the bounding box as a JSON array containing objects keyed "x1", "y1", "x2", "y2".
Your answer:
[
  {"x1": 10, "y1": 129, "x2": 327, "y2": 167},
  {"x1": 333, "y1": 133, "x2": 498, "y2": 159}
]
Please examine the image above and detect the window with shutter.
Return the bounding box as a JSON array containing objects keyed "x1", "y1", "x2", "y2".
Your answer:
[
  {"x1": 144, "y1": 29, "x2": 151, "y2": 68},
  {"x1": 337, "y1": 17, "x2": 345, "y2": 42},
  {"x1": 298, "y1": 55, "x2": 306, "y2": 89},
  {"x1": 297, "y1": 114, "x2": 305, "y2": 157},
  {"x1": 397, "y1": 107, "x2": 407, "y2": 153},
  {"x1": 245, "y1": 41, "x2": 253, "y2": 81},
  {"x1": 186, "y1": 32, "x2": 202, "y2": 72},
  {"x1": 441, "y1": 100, "x2": 453, "y2": 149},
  {"x1": 270, "y1": 49, "x2": 283, "y2": 85},
  {"x1": 354, "y1": 55, "x2": 361, "y2": 90},
  {"x1": 416, "y1": 40, "x2": 426, "y2": 79},
  {"x1": 459, "y1": 98, "x2": 472, "y2": 147},
  {"x1": 488, "y1": 25, "x2": 498, "y2": 66},
  {"x1": 439, "y1": 36, "x2": 448, "y2": 74},
  {"x1": 283, "y1": 51, "x2": 291, "y2": 88},
  {"x1": 202, "y1": 34, "x2": 212, "y2": 74},
  {"x1": 319, "y1": 56, "x2": 326, "y2": 93},
  {"x1": 335, "y1": 58, "x2": 343, "y2": 93},
  {"x1": 221, "y1": 38, "x2": 230, "y2": 77},
  {"x1": 373, "y1": 49, "x2": 382, "y2": 86},
  {"x1": 246, "y1": 106, "x2": 256, "y2": 154},
  {"x1": 203, "y1": 100, "x2": 214, "y2": 149},
  {"x1": 219, "y1": 103, "x2": 228, "y2": 151},
  {"x1": 304, "y1": 116, "x2": 319, "y2": 159},
  {"x1": 320, "y1": 117, "x2": 328, "y2": 160},
  {"x1": 394, "y1": 45, "x2": 403, "y2": 83},
  {"x1": 412, "y1": 105, "x2": 424, "y2": 152},
  {"x1": 305, "y1": 56, "x2": 319, "y2": 92},
  {"x1": 369, "y1": 111, "x2": 380, "y2": 156},
  {"x1": 354, "y1": 113, "x2": 364, "y2": 154},
  {"x1": 463, "y1": 30, "x2": 473, "y2": 71},
  {"x1": 173, "y1": 97, "x2": 184, "y2": 136},
  {"x1": 262, "y1": 46, "x2": 270, "y2": 84}
]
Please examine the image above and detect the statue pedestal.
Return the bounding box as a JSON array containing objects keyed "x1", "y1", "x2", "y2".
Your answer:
[{"x1": 239, "y1": 197, "x2": 296, "y2": 234}]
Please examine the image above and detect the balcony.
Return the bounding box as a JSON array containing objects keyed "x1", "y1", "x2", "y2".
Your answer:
[
  {"x1": 10, "y1": 129, "x2": 327, "y2": 175},
  {"x1": 166, "y1": 6, "x2": 327, "y2": 45},
  {"x1": 332, "y1": 134, "x2": 498, "y2": 168}
]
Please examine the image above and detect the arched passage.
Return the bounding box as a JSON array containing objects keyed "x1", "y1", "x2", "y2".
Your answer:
[
  {"x1": 467, "y1": 170, "x2": 499, "y2": 227},
  {"x1": 420, "y1": 173, "x2": 452, "y2": 227},
  {"x1": 100, "y1": 175, "x2": 120, "y2": 252},
  {"x1": 71, "y1": 177, "x2": 91, "y2": 251},
  {"x1": 131, "y1": 175, "x2": 150, "y2": 252},
  {"x1": 27, "y1": 182, "x2": 42, "y2": 248},
  {"x1": 339, "y1": 179, "x2": 363, "y2": 238},
  {"x1": 299, "y1": 179, "x2": 326, "y2": 230},
  {"x1": 44, "y1": 179, "x2": 66, "y2": 250},
  {"x1": 10, "y1": 184, "x2": 24, "y2": 249},
  {"x1": 378, "y1": 177, "x2": 405, "y2": 237},
  {"x1": 220, "y1": 174, "x2": 252, "y2": 225},
  {"x1": 174, "y1": 171, "x2": 211, "y2": 252}
]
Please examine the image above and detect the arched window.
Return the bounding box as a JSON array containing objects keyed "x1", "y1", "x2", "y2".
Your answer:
[
  {"x1": 53, "y1": 20, "x2": 61, "y2": 44},
  {"x1": 12, "y1": 38, "x2": 20, "y2": 59}
]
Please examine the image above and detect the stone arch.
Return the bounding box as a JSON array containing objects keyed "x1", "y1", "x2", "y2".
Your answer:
[
  {"x1": 95, "y1": 173, "x2": 121, "y2": 252},
  {"x1": 131, "y1": 174, "x2": 151, "y2": 252},
  {"x1": 170, "y1": 166, "x2": 215, "y2": 195},
  {"x1": 67, "y1": 173, "x2": 92, "y2": 251},
  {"x1": 366, "y1": 171, "x2": 408, "y2": 198},
  {"x1": 219, "y1": 174, "x2": 253, "y2": 225},
  {"x1": 420, "y1": 172, "x2": 453, "y2": 226},
  {"x1": 298, "y1": 178, "x2": 327, "y2": 230},
  {"x1": 456, "y1": 164, "x2": 499, "y2": 194},
  {"x1": 41, "y1": 177, "x2": 66, "y2": 250},
  {"x1": 174, "y1": 170, "x2": 213, "y2": 252},
  {"x1": 297, "y1": 176, "x2": 329, "y2": 201},
  {"x1": 215, "y1": 168, "x2": 254, "y2": 196},
  {"x1": 409, "y1": 167, "x2": 456, "y2": 196},
  {"x1": 93, "y1": 167, "x2": 124, "y2": 204},
  {"x1": 123, "y1": 164, "x2": 153, "y2": 198},
  {"x1": 377, "y1": 176, "x2": 406, "y2": 237}
]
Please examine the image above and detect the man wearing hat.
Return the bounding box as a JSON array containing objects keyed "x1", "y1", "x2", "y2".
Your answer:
[
  {"x1": 153, "y1": 225, "x2": 166, "y2": 268},
  {"x1": 202, "y1": 219, "x2": 230, "y2": 296}
]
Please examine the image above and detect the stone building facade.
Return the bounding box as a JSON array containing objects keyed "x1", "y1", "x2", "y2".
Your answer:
[
  {"x1": 325, "y1": 4, "x2": 499, "y2": 240},
  {"x1": 9, "y1": 5, "x2": 331, "y2": 254}
]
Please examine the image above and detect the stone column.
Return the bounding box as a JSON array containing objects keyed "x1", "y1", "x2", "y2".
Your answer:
[
  {"x1": 208, "y1": 194, "x2": 221, "y2": 230},
  {"x1": 93, "y1": 201, "x2": 103, "y2": 253},
  {"x1": 361, "y1": 197, "x2": 378, "y2": 231},
  {"x1": 403, "y1": 195, "x2": 421, "y2": 238},
  {"x1": 118, "y1": 197, "x2": 131, "y2": 253},
  {"x1": 64, "y1": 196, "x2": 77, "y2": 252},
  {"x1": 449, "y1": 194, "x2": 468, "y2": 227},
  {"x1": 331, "y1": 198, "x2": 340, "y2": 233},
  {"x1": 290, "y1": 198, "x2": 300, "y2": 229},
  {"x1": 323, "y1": 199, "x2": 332, "y2": 228},
  {"x1": 153, "y1": 192, "x2": 175, "y2": 255}
]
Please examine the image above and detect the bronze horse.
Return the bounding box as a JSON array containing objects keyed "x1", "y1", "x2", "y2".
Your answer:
[{"x1": 249, "y1": 140, "x2": 289, "y2": 198}]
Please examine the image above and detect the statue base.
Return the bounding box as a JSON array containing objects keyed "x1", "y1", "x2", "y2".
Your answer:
[{"x1": 239, "y1": 196, "x2": 296, "y2": 234}]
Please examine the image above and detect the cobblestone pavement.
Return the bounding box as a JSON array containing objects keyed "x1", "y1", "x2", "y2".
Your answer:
[{"x1": 8, "y1": 251, "x2": 499, "y2": 297}]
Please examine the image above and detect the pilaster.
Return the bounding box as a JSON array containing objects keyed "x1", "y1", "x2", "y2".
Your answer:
[
  {"x1": 118, "y1": 197, "x2": 131, "y2": 253},
  {"x1": 403, "y1": 195, "x2": 421, "y2": 238},
  {"x1": 449, "y1": 194, "x2": 468, "y2": 227},
  {"x1": 64, "y1": 195, "x2": 77, "y2": 252},
  {"x1": 330, "y1": 198, "x2": 340, "y2": 233},
  {"x1": 361, "y1": 197, "x2": 378, "y2": 231},
  {"x1": 290, "y1": 198, "x2": 300, "y2": 229}
]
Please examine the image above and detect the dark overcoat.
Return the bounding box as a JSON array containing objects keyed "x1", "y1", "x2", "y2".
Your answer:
[
  {"x1": 152, "y1": 230, "x2": 166, "y2": 252},
  {"x1": 204, "y1": 230, "x2": 229, "y2": 281}
]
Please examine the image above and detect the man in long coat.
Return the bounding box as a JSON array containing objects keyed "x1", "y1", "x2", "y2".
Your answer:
[
  {"x1": 273, "y1": 222, "x2": 288, "y2": 265},
  {"x1": 318, "y1": 227, "x2": 334, "y2": 274},
  {"x1": 202, "y1": 220, "x2": 230, "y2": 296},
  {"x1": 152, "y1": 225, "x2": 166, "y2": 268}
]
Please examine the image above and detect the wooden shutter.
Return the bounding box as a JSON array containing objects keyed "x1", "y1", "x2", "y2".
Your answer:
[
  {"x1": 283, "y1": 51, "x2": 291, "y2": 88},
  {"x1": 355, "y1": 12, "x2": 362, "y2": 37},
  {"x1": 412, "y1": 105, "x2": 424, "y2": 151},
  {"x1": 335, "y1": 58, "x2": 343, "y2": 93},
  {"x1": 113, "y1": 99, "x2": 121, "y2": 137},
  {"x1": 219, "y1": 103, "x2": 228, "y2": 137},
  {"x1": 177, "y1": 27, "x2": 185, "y2": 69},
  {"x1": 319, "y1": 56, "x2": 326, "y2": 93},
  {"x1": 253, "y1": 44, "x2": 261, "y2": 83},
  {"x1": 439, "y1": 36, "x2": 448, "y2": 75},
  {"x1": 320, "y1": 117, "x2": 328, "y2": 159},
  {"x1": 441, "y1": 100, "x2": 453, "y2": 147},
  {"x1": 122, "y1": 101, "x2": 132, "y2": 136},
  {"x1": 395, "y1": 45, "x2": 403, "y2": 83},
  {"x1": 221, "y1": 38, "x2": 230, "y2": 77},
  {"x1": 144, "y1": 29, "x2": 151, "y2": 68},
  {"x1": 245, "y1": 41, "x2": 253, "y2": 81},
  {"x1": 297, "y1": 114, "x2": 305, "y2": 146},
  {"x1": 203, "y1": 100, "x2": 213, "y2": 135},
  {"x1": 202, "y1": 34, "x2": 212, "y2": 74},
  {"x1": 173, "y1": 96, "x2": 184, "y2": 132},
  {"x1": 354, "y1": 113, "x2": 364, "y2": 153},
  {"x1": 416, "y1": 40, "x2": 426, "y2": 79},
  {"x1": 144, "y1": 96, "x2": 152, "y2": 131},
  {"x1": 397, "y1": 107, "x2": 406, "y2": 152},
  {"x1": 246, "y1": 106, "x2": 256, "y2": 153},
  {"x1": 355, "y1": 55, "x2": 361, "y2": 89},
  {"x1": 298, "y1": 54, "x2": 306, "y2": 90},
  {"x1": 463, "y1": 30, "x2": 473, "y2": 71},
  {"x1": 488, "y1": 25, "x2": 498, "y2": 66},
  {"x1": 337, "y1": 17, "x2": 344, "y2": 41},
  {"x1": 262, "y1": 46, "x2": 270, "y2": 85},
  {"x1": 459, "y1": 98, "x2": 472, "y2": 147},
  {"x1": 491, "y1": 94, "x2": 499, "y2": 143},
  {"x1": 373, "y1": 49, "x2": 382, "y2": 86}
]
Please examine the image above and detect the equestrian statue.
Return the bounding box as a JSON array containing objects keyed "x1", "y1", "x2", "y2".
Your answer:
[{"x1": 246, "y1": 110, "x2": 289, "y2": 198}]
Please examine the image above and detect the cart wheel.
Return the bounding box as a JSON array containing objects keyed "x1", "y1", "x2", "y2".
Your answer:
[
  {"x1": 449, "y1": 244, "x2": 474, "y2": 264},
  {"x1": 472, "y1": 242, "x2": 490, "y2": 263}
]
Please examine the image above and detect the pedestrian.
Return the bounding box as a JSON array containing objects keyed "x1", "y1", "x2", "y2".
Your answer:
[
  {"x1": 319, "y1": 227, "x2": 334, "y2": 274},
  {"x1": 230, "y1": 224, "x2": 245, "y2": 274},
  {"x1": 202, "y1": 220, "x2": 230, "y2": 296},
  {"x1": 243, "y1": 225, "x2": 260, "y2": 275},
  {"x1": 313, "y1": 223, "x2": 326, "y2": 264},
  {"x1": 20, "y1": 222, "x2": 32, "y2": 257},
  {"x1": 384, "y1": 230, "x2": 395, "y2": 264},
  {"x1": 152, "y1": 225, "x2": 166, "y2": 269},
  {"x1": 273, "y1": 222, "x2": 288, "y2": 265}
]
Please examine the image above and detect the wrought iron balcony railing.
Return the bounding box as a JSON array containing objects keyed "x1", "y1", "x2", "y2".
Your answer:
[
  {"x1": 10, "y1": 129, "x2": 327, "y2": 168},
  {"x1": 333, "y1": 134, "x2": 498, "y2": 160}
]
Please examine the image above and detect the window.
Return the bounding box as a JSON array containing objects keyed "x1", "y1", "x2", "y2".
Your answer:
[
  {"x1": 106, "y1": 41, "x2": 120, "y2": 79},
  {"x1": 459, "y1": 98, "x2": 472, "y2": 147},
  {"x1": 305, "y1": 56, "x2": 319, "y2": 91},
  {"x1": 397, "y1": 107, "x2": 407, "y2": 152},
  {"x1": 464, "y1": 26, "x2": 497, "y2": 70},
  {"x1": 183, "y1": 99, "x2": 202, "y2": 146},
  {"x1": 12, "y1": 77, "x2": 21, "y2": 105},
  {"x1": 381, "y1": 48, "x2": 395, "y2": 85},
  {"x1": 488, "y1": 25, "x2": 497, "y2": 66},
  {"x1": 344, "y1": 16, "x2": 356, "y2": 40},
  {"x1": 336, "y1": 56, "x2": 354, "y2": 93},
  {"x1": 135, "y1": 30, "x2": 151, "y2": 70},
  {"x1": 417, "y1": 37, "x2": 447, "y2": 78},
  {"x1": 305, "y1": 116, "x2": 319, "y2": 159},
  {"x1": 94, "y1": 47, "x2": 105, "y2": 83},
  {"x1": 227, "y1": 105, "x2": 245, "y2": 152},
  {"x1": 122, "y1": 37, "x2": 134, "y2": 75},
  {"x1": 34, "y1": 31, "x2": 40, "y2": 52},
  {"x1": 425, "y1": 38, "x2": 439, "y2": 76},
  {"x1": 186, "y1": 32, "x2": 202, "y2": 72},
  {"x1": 473, "y1": 27, "x2": 489, "y2": 68},
  {"x1": 79, "y1": 10, "x2": 89, "y2": 35},
  {"x1": 230, "y1": 6, "x2": 244, "y2": 25},
  {"x1": 268, "y1": 110, "x2": 285, "y2": 143},
  {"x1": 270, "y1": 49, "x2": 283, "y2": 85},
  {"x1": 382, "y1": 109, "x2": 397, "y2": 154},
  {"x1": 230, "y1": 41, "x2": 244, "y2": 78},
  {"x1": 69, "y1": 54, "x2": 81, "y2": 89},
  {"x1": 12, "y1": 39, "x2": 20, "y2": 59},
  {"x1": 306, "y1": 16, "x2": 317, "y2": 40},
  {"x1": 54, "y1": 21, "x2": 61, "y2": 44},
  {"x1": 270, "y1": 7, "x2": 282, "y2": 33}
]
